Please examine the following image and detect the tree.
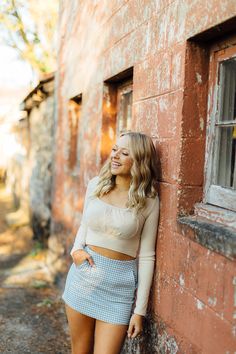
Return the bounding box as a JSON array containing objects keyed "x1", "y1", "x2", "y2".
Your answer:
[{"x1": 0, "y1": 0, "x2": 59, "y2": 75}]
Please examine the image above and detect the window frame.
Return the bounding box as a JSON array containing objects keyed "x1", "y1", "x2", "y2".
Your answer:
[
  {"x1": 204, "y1": 42, "x2": 236, "y2": 212},
  {"x1": 116, "y1": 79, "x2": 133, "y2": 135},
  {"x1": 67, "y1": 94, "x2": 82, "y2": 171}
]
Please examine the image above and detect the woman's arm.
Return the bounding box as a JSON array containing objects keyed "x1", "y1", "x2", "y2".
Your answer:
[
  {"x1": 133, "y1": 196, "x2": 160, "y2": 315},
  {"x1": 127, "y1": 197, "x2": 159, "y2": 338},
  {"x1": 70, "y1": 177, "x2": 97, "y2": 256}
]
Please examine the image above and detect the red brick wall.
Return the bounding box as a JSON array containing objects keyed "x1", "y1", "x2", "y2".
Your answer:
[{"x1": 52, "y1": 1, "x2": 236, "y2": 352}]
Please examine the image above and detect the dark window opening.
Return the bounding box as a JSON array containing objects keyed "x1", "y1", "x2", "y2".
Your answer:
[
  {"x1": 101, "y1": 68, "x2": 133, "y2": 164},
  {"x1": 68, "y1": 94, "x2": 82, "y2": 170}
]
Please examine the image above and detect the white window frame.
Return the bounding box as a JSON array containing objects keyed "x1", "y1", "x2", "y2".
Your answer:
[
  {"x1": 116, "y1": 80, "x2": 133, "y2": 136},
  {"x1": 204, "y1": 42, "x2": 236, "y2": 212}
]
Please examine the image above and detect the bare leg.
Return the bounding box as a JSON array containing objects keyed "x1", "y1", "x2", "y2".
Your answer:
[
  {"x1": 65, "y1": 304, "x2": 95, "y2": 354},
  {"x1": 93, "y1": 319, "x2": 128, "y2": 354}
]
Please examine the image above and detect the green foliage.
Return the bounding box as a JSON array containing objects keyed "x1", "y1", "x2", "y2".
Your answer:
[
  {"x1": 36, "y1": 298, "x2": 54, "y2": 307},
  {"x1": 30, "y1": 280, "x2": 49, "y2": 289},
  {"x1": 0, "y1": 0, "x2": 59, "y2": 74},
  {"x1": 29, "y1": 240, "x2": 44, "y2": 257}
]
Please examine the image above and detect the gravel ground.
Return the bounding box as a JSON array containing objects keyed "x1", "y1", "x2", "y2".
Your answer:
[{"x1": 0, "y1": 185, "x2": 71, "y2": 354}]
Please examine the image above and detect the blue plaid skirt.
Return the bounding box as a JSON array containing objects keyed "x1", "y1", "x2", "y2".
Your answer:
[{"x1": 62, "y1": 245, "x2": 138, "y2": 325}]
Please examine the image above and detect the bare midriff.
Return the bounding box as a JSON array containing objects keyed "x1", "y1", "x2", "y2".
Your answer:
[{"x1": 87, "y1": 244, "x2": 136, "y2": 261}]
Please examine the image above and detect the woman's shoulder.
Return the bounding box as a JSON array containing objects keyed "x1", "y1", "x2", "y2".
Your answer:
[
  {"x1": 144, "y1": 195, "x2": 159, "y2": 216},
  {"x1": 88, "y1": 175, "x2": 99, "y2": 186},
  {"x1": 87, "y1": 175, "x2": 99, "y2": 192}
]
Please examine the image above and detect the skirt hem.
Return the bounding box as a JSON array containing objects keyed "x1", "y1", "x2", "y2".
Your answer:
[{"x1": 62, "y1": 296, "x2": 131, "y2": 325}]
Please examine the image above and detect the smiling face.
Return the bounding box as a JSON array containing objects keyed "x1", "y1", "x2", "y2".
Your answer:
[{"x1": 110, "y1": 135, "x2": 134, "y2": 176}]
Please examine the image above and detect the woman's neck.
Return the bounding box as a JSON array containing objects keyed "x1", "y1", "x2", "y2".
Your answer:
[{"x1": 114, "y1": 175, "x2": 131, "y2": 191}]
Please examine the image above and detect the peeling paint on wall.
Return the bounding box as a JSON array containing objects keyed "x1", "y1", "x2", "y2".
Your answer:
[
  {"x1": 199, "y1": 116, "x2": 204, "y2": 131},
  {"x1": 208, "y1": 297, "x2": 217, "y2": 307},
  {"x1": 196, "y1": 299, "x2": 205, "y2": 310},
  {"x1": 179, "y1": 273, "x2": 185, "y2": 287},
  {"x1": 196, "y1": 72, "x2": 203, "y2": 84}
]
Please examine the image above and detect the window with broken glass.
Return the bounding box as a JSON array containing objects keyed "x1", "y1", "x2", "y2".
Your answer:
[{"x1": 205, "y1": 45, "x2": 236, "y2": 211}]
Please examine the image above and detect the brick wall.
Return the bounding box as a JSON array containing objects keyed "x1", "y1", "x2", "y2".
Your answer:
[{"x1": 52, "y1": 1, "x2": 236, "y2": 352}]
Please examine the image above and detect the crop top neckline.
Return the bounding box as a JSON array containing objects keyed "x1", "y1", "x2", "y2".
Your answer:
[{"x1": 96, "y1": 196, "x2": 129, "y2": 210}]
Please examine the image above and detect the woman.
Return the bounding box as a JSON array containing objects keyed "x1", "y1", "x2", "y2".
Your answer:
[{"x1": 62, "y1": 131, "x2": 160, "y2": 354}]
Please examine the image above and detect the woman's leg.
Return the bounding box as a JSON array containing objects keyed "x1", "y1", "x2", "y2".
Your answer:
[
  {"x1": 65, "y1": 304, "x2": 95, "y2": 354},
  {"x1": 93, "y1": 319, "x2": 128, "y2": 354}
]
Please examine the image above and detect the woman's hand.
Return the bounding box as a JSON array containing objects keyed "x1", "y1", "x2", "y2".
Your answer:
[
  {"x1": 71, "y1": 249, "x2": 95, "y2": 267},
  {"x1": 127, "y1": 313, "x2": 143, "y2": 339}
]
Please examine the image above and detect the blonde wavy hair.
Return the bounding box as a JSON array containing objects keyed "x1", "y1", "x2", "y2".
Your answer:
[{"x1": 93, "y1": 131, "x2": 159, "y2": 213}]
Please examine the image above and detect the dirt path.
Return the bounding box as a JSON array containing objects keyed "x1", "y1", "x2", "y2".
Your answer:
[{"x1": 0, "y1": 185, "x2": 71, "y2": 354}]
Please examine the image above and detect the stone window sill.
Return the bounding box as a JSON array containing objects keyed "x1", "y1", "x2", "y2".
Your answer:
[
  {"x1": 194, "y1": 202, "x2": 236, "y2": 229},
  {"x1": 177, "y1": 208, "x2": 236, "y2": 261}
]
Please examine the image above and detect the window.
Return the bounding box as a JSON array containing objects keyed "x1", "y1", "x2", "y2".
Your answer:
[
  {"x1": 101, "y1": 68, "x2": 133, "y2": 163},
  {"x1": 68, "y1": 94, "x2": 82, "y2": 170},
  {"x1": 205, "y1": 43, "x2": 236, "y2": 211},
  {"x1": 216, "y1": 59, "x2": 236, "y2": 188}
]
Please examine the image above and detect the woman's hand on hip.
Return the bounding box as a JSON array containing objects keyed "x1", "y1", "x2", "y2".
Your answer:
[
  {"x1": 127, "y1": 313, "x2": 143, "y2": 339},
  {"x1": 71, "y1": 249, "x2": 95, "y2": 267}
]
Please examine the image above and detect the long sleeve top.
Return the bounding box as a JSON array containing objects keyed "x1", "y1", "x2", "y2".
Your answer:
[{"x1": 70, "y1": 176, "x2": 160, "y2": 316}]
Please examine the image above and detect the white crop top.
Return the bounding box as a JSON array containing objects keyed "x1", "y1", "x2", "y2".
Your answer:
[{"x1": 70, "y1": 176, "x2": 160, "y2": 316}]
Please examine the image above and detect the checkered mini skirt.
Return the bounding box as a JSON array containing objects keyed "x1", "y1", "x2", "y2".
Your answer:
[{"x1": 62, "y1": 245, "x2": 138, "y2": 325}]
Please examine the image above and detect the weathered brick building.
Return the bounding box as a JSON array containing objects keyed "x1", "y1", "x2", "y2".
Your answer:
[
  {"x1": 20, "y1": 74, "x2": 55, "y2": 242},
  {"x1": 52, "y1": 1, "x2": 236, "y2": 352},
  {"x1": 6, "y1": 74, "x2": 55, "y2": 236}
]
